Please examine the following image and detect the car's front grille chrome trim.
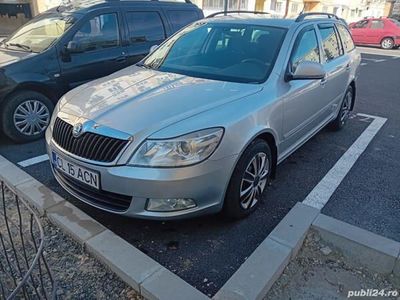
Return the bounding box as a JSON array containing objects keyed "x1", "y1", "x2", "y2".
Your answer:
[{"x1": 52, "y1": 117, "x2": 129, "y2": 163}]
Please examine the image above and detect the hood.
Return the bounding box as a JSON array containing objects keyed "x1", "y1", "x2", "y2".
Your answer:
[
  {"x1": 0, "y1": 48, "x2": 37, "y2": 67},
  {"x1": 59, "y1": 65, "x2": 262, "y2": 137}
]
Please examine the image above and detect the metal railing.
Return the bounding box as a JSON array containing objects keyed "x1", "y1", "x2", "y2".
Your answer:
[{"x1": 0, "y1": 181, "x2": 56, "y2": 300}]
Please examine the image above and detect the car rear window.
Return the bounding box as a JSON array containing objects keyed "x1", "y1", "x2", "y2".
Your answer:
[
  {"x1": 337, "y1": 24, "x2": 355, "y2": 52},
  {"x1": 166, "y1": 10, "x2": 199, "y2": 31}
]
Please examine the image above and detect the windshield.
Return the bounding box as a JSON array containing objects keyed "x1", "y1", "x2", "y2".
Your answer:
[
  {"x1": 141, "y1": 22, "x2": 287, "y2": 83},
  {"x1": 2, "y1": 13, "x2": 76, "y2": 53}
]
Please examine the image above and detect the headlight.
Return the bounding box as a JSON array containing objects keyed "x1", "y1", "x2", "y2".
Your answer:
[{"x1": 130, "y1": 128, "x2": 224, "y2": 167}]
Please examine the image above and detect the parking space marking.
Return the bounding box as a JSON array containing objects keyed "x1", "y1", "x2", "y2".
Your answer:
[
  {"x1": 18, "y1": 154, "x2": 49, "y2": 167},
  {"x1": 362, "y1": 58, "x2": 386, "y2": 63},
  {"x1": 303, "y1": 113, "x2": 387, "y2": 210}
]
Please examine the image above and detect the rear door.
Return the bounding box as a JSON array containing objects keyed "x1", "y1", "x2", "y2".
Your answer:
[
  {"x1": 349, "y1": 19, "x2": 369, "y2": 44},
  {"x1": 123, "y1": 9, "x2": 167, "y2": 65},
  {"x1": 58, "y1": 9, "x2": 128, "y2": 90},
  {"x1": 164, "y1": 10, "x2": 200, "y2": 33},
  {"x1": 365, "y1": 19, "x2": 385, "y2": 44},
  {"x1": 316, "y1": 23, "x2": 350, "y2": 118}
]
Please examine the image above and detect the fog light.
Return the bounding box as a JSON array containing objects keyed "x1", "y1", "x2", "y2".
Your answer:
[{"x1": 146, "y1": 198, "x2": 196, "y2": 212}]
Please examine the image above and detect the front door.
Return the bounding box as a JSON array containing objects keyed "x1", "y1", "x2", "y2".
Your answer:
[
  {"x1": 365, "y1": 19, "x2": 385, "y2": 44},
  {"x1": 349, "y1": 19, "x2": 369, "y2": 44},
  {"x1": 281, "y1": 26, "x2": 326, "y2": 153},
  {"x1": 59, "y1": 10, "x2": 128, "y2": 90}
]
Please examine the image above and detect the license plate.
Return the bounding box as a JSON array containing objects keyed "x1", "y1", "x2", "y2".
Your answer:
[{"x1": 52, "y1": 151, "x2": 100, "y2": 190}]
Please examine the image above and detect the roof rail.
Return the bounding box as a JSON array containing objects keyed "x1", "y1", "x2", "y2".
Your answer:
[
  {"x1": 207, "y1": 10, "x2": 270, "y2": 18},
  {"x1": 295, "y1": 12, "x2": 339, "y2": 22}
]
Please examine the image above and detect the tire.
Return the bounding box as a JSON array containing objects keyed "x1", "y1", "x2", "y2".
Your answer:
[
  {"x1": 1, "y1": 91, "x2": 54, "y2": 143},
  {"x1": 381, "y1": 37, "x2": 394, "y2": 49},
  {"x1": 223, "y1": 139, "x2": 272, "y2": 219},
  {"x1": 330, "y1": 85, "x2": 353, "y2": 131}
]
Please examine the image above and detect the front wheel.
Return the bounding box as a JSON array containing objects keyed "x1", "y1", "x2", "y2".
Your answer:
[
  {"x1": 330, "y1": 85, "x2": 353, "y2": 131},
  {"x1": 223, "y1": 139, "x2": 272, "y2": 219},
  {"x1": 1, "y1": 91, "x2": 54, "y2": 143},
  {"x1": 381, "y1": 37, "x2": 394, "y2": 49}
]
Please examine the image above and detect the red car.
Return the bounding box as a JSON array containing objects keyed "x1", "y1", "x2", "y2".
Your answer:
[{"x1": 349, "y1": 18, "x2": 400, "y2": 49}]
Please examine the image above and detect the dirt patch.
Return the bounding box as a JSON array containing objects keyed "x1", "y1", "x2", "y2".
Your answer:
[{"x1": 265, "y1": 230, "x2": 400, "y2": 300}]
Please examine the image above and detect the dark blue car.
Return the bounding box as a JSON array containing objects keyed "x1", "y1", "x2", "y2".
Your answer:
[{"x1": 0, "y1": 0, "x2": 203, "y2": 142}]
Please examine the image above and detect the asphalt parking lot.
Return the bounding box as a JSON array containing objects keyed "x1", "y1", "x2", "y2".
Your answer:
[{"x1": 0, "y1": 46, "x2": 399, "y2": 296}]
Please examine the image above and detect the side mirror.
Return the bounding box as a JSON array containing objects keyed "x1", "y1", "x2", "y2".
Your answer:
[
  {"x1": 66, "y1": 41, "x2": 80, "y2": 53},
  {"x1": 287, "y1": 61, "x2": 326, "y2": 81},
  {"x1": 149, "y1": 44, "x2": 159, "y2": 54}
]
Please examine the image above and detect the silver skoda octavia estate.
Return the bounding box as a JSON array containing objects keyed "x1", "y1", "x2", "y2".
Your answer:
[{"x1": 46, "y1": 12, "x2": 360, "y2": 220}]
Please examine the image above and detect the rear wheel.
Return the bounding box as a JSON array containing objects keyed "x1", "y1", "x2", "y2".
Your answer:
[
  {"x1": 381, "y1": 37, "x2": 394, "y2": 49},
  {"x1": 223, "y1": 139, "x2": 272, "y2": 219},
  {"x1": 1, "y1": 91, "x2": 54, "y2": 143},
  {"x1": 330, "y1": 85, "x2": 353, "y2": 131}
]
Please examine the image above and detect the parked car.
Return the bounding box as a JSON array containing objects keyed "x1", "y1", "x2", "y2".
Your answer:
[
  {"x1": 0, "y1": 0, "x2": 203, "y2": 143},
  {"x1": 349, "y1": 17, "x2": 400, "y2": 49},
  {"x1": 46, "y1": 12, "x2": 360, "y2": 220}
]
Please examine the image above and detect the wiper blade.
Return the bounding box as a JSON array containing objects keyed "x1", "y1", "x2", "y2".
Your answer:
[{"x1": 7, "y1": 43, "x2": 32, "y2": 52}]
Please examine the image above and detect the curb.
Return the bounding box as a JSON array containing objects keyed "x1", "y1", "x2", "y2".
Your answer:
[
  {"x1": 214, "y1": 202, "x2": 400, "y2": 299},
  {"x1": 312, "y1": 214, "x2": 400, "y2": 274},
  {"x1": 0, "y1": 155, "x2": 209, "y2": 300},
  {"x1": 214, "y1": 202, "x2": 320, "y2": 300},
  {"x1": 2, "y1": 152, "x2": 399, "y2": 300}
]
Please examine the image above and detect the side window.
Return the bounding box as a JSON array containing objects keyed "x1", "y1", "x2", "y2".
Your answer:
[
  {"x1": 337, "y1": 24, "x2": 355, "y2": 52},
  {"x1": 370, "y1": 20, "x2": 384, "y2": 29},
  {"x1": 353, "y1": 20, "x2": 369, "y2": 28},
  {"x1": 167, "y1": 10, "x2": 198, "y2": 32},
  {"x1": 126, "y1": 12, "x2": 165, "y2": 43},
  {"x1": 71, "y1": 13, "x2": 119, "y2": 52},
  {"x1": 290, "y1": 28, "x2": 320, "y2": 72},
  {"x1": 318, "y1": 25, "x2": 341, "y2": 63}
]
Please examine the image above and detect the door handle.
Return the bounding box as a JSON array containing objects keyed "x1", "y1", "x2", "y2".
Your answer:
[
  {"x1": 115, "y1": 55, "x2": 127, "y2": 63},
  {"x1": 345, "y1": 63, "x2": 351, "y2": 71},
  {"x1": 320, "y1": 77, "x2": 327, "y2": 86}
]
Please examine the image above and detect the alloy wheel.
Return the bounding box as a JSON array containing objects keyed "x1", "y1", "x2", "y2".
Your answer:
[
  {"x1": 340, "y1": 90, "x2": 352, "y2": 125},
  {"x1": 13, "y1": 100, "x2": 50, "y2": 136},
  {"x1": 239, "y1": 152, "x2": 269, "y2": 210},
  {"x1": 382, "y1": 38, "x2": 393, "y2": 49}
]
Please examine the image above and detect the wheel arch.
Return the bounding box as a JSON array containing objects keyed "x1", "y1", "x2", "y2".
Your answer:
[{"x1": 2, "y1": 82, "x2": 59, "y2": 106}]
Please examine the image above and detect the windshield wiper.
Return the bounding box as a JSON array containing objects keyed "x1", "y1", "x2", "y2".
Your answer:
[{"x1": 7, "y1": 43, "x2": 32, "y2": 52}]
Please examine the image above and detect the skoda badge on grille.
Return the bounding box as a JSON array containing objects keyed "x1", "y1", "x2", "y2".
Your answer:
[{"x1": 72, "y1": 123, "x2": 83, "y2": 138}]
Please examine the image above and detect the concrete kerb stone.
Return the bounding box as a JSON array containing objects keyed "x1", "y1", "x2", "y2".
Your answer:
[
  {"x1": 14, "y1": 177, "x2": 65, "y2": 216},
  {"x1": 269, "y1": 202, "x2": 319, "y2": 259},
  {"x1": 85, "y1": 229, "x2": 161, "y2": 292},
  {"x1": 140, "y1": 267, "x2": 210, "y2": 300},
  {"x1": 214, "y1": 237, "x2": 291, "y2": 300},
  {"x1": 312, "y1": 214, "x2": 400, "y2": 274},
  {"x1": 394, "y1": 256, "x2": 400, "y2": 277},
  {"x1": 0, "y1": 156, "x2": 32, "y2": 190},
  {"x1": 46, "y1": 200, "x2": 106, "y2": 244}
]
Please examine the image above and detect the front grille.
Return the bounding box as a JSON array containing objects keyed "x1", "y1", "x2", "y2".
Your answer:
[
  {"x1": 53, "y1": 118, "x2": 128, "y2": 163},
  {"x1": 54, "y1": 168, "x2": 132, "y2": 212}
]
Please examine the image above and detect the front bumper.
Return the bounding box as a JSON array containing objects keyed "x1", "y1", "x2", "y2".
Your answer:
[{"x1": 46, "y1": 130, "x2": 237, "y2": 220}]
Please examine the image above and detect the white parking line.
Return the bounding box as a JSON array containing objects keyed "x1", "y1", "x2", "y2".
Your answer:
[
  {"x1": 303, "y1": 113, "x2": 387, "y2": 210},
  {"x1": 18, "y1": 154, "x2": 49, "y2": 167},
  {"x1": 362, "y1": 58, "x2": 386, "y2": 62}
]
